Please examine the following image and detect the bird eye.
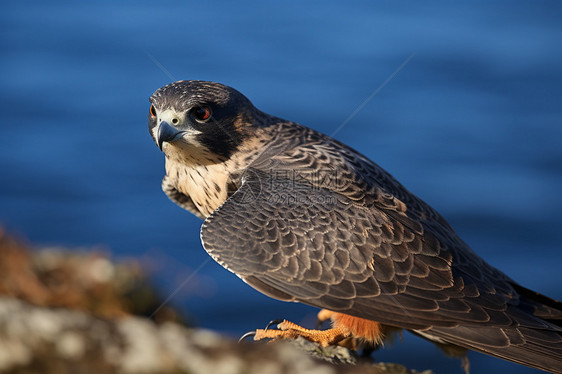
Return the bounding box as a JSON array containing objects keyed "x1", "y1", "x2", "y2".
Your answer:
[
  {"x1": 192, "y1": 106, "x2": 212, "y2": 122},
  {"x1": 150, "y1": 104, "x2": 157, "y2": 118}
]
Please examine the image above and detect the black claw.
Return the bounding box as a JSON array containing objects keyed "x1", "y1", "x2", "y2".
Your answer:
[
  {"x1": 238, "y1": 331, "x2": 256, "y2": 343},
  {"x1": 265, "y1": 319, "x2": 284, "y2": 331}
]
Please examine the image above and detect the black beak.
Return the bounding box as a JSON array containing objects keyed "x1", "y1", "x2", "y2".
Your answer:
[{"x1": 157, "y1": 121, "x2": 183, "y2": 151}]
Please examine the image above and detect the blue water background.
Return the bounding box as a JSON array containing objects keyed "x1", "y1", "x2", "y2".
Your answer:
[{"x1": 1, "y1": 2, "x2": 561, "y2": 373}]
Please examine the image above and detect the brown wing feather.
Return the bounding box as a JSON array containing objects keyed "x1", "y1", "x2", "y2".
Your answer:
[
  {"x1": 202, "y1": 170, "x2": 515, "y2": 328},
  {"x1": 200, "y1": 124, "x2": 562, "y2": 373}
]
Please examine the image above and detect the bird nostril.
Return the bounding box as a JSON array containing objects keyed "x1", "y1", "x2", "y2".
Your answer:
[{"x1": 172, "y1": 118, "x2": 179, "y2": 124}]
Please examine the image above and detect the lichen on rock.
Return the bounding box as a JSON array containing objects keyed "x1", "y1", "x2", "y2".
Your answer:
[{"x1": 0, "y1": 228, "x2": 431, "y2": 374}]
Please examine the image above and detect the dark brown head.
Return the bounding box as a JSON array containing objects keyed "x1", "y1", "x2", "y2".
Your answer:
[{"x1": 148, "y1": 80, "x2": 259, "y2": 160}]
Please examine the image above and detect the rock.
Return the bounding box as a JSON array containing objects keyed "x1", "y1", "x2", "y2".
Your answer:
[
  {"x1": 288, "y1": 337, "x2": 358, "y2": 365},
  {"x1": 0, "y1": 297, "x2": 431, "y2": 374},
  {"x1": 0, "y1": 227, "x2": 187, "y2": 324},
  {"x1": 0, "y1": 228, "x2": 432, "y2": 374}
]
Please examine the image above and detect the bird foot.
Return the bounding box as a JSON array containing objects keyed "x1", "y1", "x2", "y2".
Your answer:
[{"x1": 242, "y1": 319, "x2": 351, "y2": 347}]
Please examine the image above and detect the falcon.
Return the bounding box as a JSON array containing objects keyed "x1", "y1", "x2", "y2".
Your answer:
[{"x1": 148, "y1": 80, "x2": 562, "y2": 373}]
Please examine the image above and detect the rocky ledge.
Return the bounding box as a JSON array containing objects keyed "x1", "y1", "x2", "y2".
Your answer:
[{"x1": 0, "y1": 228, "x2": 431, "y2": 374}]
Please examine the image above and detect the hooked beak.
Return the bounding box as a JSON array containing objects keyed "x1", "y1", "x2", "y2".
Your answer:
[{"x1": 157, "y1": 121, "x2": 185, "y2": 151}]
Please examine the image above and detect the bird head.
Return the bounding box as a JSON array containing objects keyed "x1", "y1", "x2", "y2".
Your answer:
[{"x1": 148, "y1": 80, "x2": 259, "y2": 162}]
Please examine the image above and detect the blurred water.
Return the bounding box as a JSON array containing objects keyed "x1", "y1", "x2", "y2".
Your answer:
[{"x1": 1, "y1": 2, "x2": 561, "y2": 373}]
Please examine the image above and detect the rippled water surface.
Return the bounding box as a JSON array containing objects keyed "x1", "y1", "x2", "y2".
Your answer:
[{"x1": 1, "y1": 2, "x2": 561, "y2": 373}]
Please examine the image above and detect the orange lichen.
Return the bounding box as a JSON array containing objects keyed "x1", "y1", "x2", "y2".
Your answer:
[{"x1": 0, "y1": 226, "x2": 182, "y2": 323}]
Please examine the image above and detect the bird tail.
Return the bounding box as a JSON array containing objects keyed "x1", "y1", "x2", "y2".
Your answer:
[
  {"x1": 513, "y1": 284, "x2": 562, "y2": 327},
  {"x1": 499, "y1": 284, "x2": 562, "y2": 373},
  {"x1": 429, "y1": 285, "x2": 562, "y2": 373}
]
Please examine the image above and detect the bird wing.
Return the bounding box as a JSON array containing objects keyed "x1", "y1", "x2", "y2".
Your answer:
[
  {"x1": 201, "y1": 165, "x2": 519, "y2": 329},
  {"x1": 200, "y1": 127, "x2": 562, "y2": 370}
]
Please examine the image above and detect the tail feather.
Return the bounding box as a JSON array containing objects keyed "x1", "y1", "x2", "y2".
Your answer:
[
  {"x1": 483, "y1": 341, "x2": 562, "y2": 374},
  {"x1": 423, "y1": 287, "x2": 562, "y2": 373},
  {"x1": 513, "y1": 283, "x2": 562, "y2": 323},
  {"x1": 426, "y1": 324, "x2": 562, "y2": 373}
]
